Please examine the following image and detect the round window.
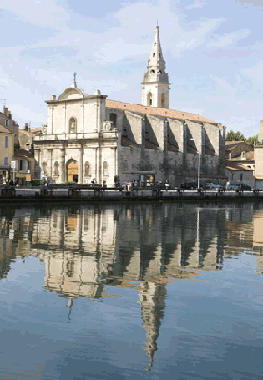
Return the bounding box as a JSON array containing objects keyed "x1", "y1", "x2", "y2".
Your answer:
[{"x1": 150, "y1": 70, "x2": 155, "y2": 74}]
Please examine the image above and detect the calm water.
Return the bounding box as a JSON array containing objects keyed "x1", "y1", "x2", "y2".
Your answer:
[{"x1": 0, "y1": 201, "x2": 263, "y2": 380}]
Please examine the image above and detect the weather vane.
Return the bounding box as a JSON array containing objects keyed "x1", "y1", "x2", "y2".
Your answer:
[{"x1": 73, "y1": 72, "x2": 77, "y2": 82}]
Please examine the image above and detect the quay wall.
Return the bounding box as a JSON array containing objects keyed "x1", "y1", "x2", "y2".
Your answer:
[{"x1": 0, "y1": 186, "x2": 263, "y2": 202}]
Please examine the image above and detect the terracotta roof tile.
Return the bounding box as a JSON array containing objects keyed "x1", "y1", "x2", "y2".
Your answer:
[
  {"x1": 13, "y1": 149, "x2": 34, "y2": 159},
  {"x1": 106, "y1": 100, "x2": 216, "y2": 123},
  {"x1": 121, "y1": 136, "x2": 138, "y2": 148},
  {"x1": 205, "y1": 146, "x2": 215, "y2": 155},
  {"x1": 145, "y1": 140, "x2": 159, "y2": 149},
  {"x1": 225, "y1": 141, "x2": 245, "y2": 146},
  {"x1": 167, "y1": 143, "x2": 179, "y2": 152},
  {"x1": 187, "y1": 145, "x2": 197, "y2": 154},
  {"x1": 222, "y1": 160, "x2": 254, "y2": 171}
]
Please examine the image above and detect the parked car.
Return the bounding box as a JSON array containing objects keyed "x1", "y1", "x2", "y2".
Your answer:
[
  {"x1": 239, "y1": 184, "x2": 252, "y2": 191},
  {"x1": 226, "y1": 184, "x2": 239, "y2": 190},
  {"x1": 180, "y1": 182, "x2": 203, "y2": 190},
  {"x1": 208, "y1": 183, "x2": 223, "y2": 190},
  {"x1": 180, "y1": 182, "x2": 197, "y2": 190}
]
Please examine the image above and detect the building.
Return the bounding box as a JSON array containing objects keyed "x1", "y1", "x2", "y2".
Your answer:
[
  {"x1": 0, "y1": 106, "x2": 19, "y2": 146},
  {"x1": 254, "y1": 120, "x2": 263, "y2": 189},
  {"x1": 223, "y1": 141, "x2": 255, "y2": 187},
  {"x1": 0, "y1": 124, "x2": 14, "y2": 184},
  {"x1": 18, "y1": 123, "x2": 33, "y2": 151},
  {"x1": 33, "y1": 26, "x2": 226, "y2": 187},
  {"x1": 12, "y1": 149, "x2": 35, "y2": 185}
]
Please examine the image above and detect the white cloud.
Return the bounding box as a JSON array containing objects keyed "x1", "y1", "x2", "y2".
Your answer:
[
  {"x1": 241, "y1": 61, "x2": 263, "y2": 84},
  {"x1": 173, "y1": 17, "x2": 226, "y2": 53},
  {"x1": 1, "y1": 0, "x2": 70, "y2": 28},
  {"x1": 211, "y1": 76, "x2": 237, "y2": 97},
  {"x1": 185, "y1": 0, "x2": 206, "y2": 10},
  {"x1": 207, "y1": 28, "x2": 251, "y2": 48}
]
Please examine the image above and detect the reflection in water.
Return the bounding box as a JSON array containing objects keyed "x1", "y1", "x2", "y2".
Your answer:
[{"x1": 0, "y1": 202, "x2": 263, "y2": 368}]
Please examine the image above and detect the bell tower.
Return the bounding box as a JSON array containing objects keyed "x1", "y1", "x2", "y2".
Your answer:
[{"x1": 142, "y1": 25, "x2": 170, "y2": 108}]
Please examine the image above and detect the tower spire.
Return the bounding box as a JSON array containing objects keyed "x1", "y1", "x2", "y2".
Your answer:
[{"x1": 142, "y1": 26, "x2": 170, "y2": 108}]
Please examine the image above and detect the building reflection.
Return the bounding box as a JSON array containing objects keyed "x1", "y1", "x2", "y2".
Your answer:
[{"x1": 1, "y1": 202, "x2": 263, "y2": 366}]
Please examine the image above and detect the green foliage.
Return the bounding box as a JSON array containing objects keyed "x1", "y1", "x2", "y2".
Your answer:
[
  {"x1": 30, "y1": 179, "x2": 42, "y2": 186},
  {"x1": 226, "y1": 130, "x2": 245, "y2": 141},
  {"x1": 65, "y1": 181, "x2": 75, "y2": 185},
  {"x1": 246, "y1": 135, "x2": 258, "y2": 146},
  {"x1": 226, "y1": 130, "x2": 258, "y2": 146}
]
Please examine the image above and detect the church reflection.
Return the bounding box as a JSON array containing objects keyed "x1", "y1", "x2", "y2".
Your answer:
[{"x1": 0, "y1": 202, "x2": 263, "y2": 368}]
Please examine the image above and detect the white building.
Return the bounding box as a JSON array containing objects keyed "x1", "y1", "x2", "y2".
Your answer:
[{"x1": 33, "y1": 26, "x2": 225, "y2": 187}]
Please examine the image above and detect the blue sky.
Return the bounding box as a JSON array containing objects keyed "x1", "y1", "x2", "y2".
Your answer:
[{"x1": 1, "y1": 0, "x2": 263, "y2": 137}]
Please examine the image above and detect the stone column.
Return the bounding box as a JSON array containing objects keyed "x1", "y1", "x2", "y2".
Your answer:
[
  {"x1": 64, "y1": 103, "x2": 67, "y2": 134},
  {"x1": 47, "y1": 149, "x2": 53, "y2": 179},
  {"x1": 51, "y1": 107, "x2": 54, "y2": 135},
  {"x1": 34, "y1": 148, "x2": 40, "y2": 179},
  {"x1": 182, "y1": 122, "x2": 187, "y2": 175},
  {"x1": 199, "y1": 125, "x2": 205, "y2": 176},
  {"x1": 95, "y1": 148, "x2": 98, "y2": 183},
  {"x1": 79, "y1": 145, "x2": 83, "y2": 184},
  {"x1": 60, "y1": 148, "x2": 65, "y2": 183}
]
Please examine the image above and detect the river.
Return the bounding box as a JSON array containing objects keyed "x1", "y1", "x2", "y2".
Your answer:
[{"x1": 0, "y1": 201, "x2": 262, "y2": 379}]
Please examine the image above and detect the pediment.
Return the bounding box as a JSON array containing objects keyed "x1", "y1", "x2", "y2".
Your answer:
[{"x1": 58, "y1": 87, "x2": 84, "y2": 101}]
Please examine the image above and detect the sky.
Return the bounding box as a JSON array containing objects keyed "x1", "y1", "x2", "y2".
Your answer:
[{"x1": 1, "y1": 0, "x2": 263, "y2": 138}]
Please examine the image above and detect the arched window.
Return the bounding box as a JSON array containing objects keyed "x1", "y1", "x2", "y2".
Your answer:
[
  {"x1": 161, "y1": 93, "x2": 165, "y2": 108},
  {"x1": 103, "y1": 161, "x2": 108, "y2": 177},
  {"x1": 84, "y1": 161, "x2": 90, "y2": 177},
  {"x1": 54, "y1": 161, "x2": 59, "y2": 176},
  {"x1": 69, "y1": 117, "x2": 77, "y2": 133},
  {"x1": 110, "y1": 113, "x2": 117, "y2": 128},
  {"x1": 147, "y1": 92, "x2": 153, "y2": 107}
]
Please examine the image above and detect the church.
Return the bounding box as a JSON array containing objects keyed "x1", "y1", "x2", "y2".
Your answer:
[{"x1": 33, "y1": 26, "x2": 226, "y2": 187}]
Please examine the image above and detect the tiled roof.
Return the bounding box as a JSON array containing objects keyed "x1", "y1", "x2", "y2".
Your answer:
[
  {"x1": 145, "y1": 140, "x2": 159, "y2": 149},
  {"x1": 205, "y1": 146, "x2": 215, "y2": 155},
  {"x1": 187, "y1": 145, "x2": 197, "y2": 154},
  {"x1": 167, "y1": 143, "x2": 179, "y2": 152},
  {"x1": 106, "y1": 100, "x2": 216, "y2": 123},
  {"x1": 222, "y1": 160, "x2": 254, "y2": 171},
  {"x1": 30, "y1": 128, "x2": 42, "y2": 135},
  {"x1": 121, "y1": 136, "x2": 139, "y2": 148},
  {"x1": 13, "y1": 149, "x2": 34, "y2": 159},
  {"x1": 0, "y1": 123, "x2": 12, "y2": 134},
  {"x1": 225, "y1": 141, "x2": 245, "y2": 146}
]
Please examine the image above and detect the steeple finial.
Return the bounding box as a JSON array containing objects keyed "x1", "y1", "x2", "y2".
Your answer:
[{"x1": 71, "y1": 72, "x2": 77, "y2": 88}]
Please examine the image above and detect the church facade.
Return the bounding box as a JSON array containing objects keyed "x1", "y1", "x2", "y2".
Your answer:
[{"x1": 33, "y1": 26, "x2": 225, "y2": 187}]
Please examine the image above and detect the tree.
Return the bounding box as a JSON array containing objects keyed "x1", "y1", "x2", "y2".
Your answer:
[
  {"x1": 246, "y1": 135, "x2": 258, "y2": 146},
  {"x1": 226, "y1": 130, "x2": 246, "y2": 141}
]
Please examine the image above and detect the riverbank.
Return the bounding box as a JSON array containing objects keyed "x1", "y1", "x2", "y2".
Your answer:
[{"x1": 0, "y1": 185, "x2": 263, "y2": 202}]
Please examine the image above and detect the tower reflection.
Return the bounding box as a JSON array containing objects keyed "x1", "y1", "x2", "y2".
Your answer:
[{"x1": 0, "y1": 202, "x2": 262, "y2": 366}]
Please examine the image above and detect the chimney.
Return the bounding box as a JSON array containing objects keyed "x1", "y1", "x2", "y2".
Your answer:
[
  {"x1": 24, "y1": 123, "x2": 29, "y2": 131},
  {"x1": 3, "y1": 106, "x2": 8, "y2": 115}
]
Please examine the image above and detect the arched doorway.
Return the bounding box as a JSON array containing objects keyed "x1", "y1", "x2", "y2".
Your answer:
[{"x1": 66, "y1": 159, "x2": 79, "y2": 183}]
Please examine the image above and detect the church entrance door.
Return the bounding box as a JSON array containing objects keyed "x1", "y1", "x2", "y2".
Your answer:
[{"x1": 67, "y1": 160, "x2": 79, "y2": 183}]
